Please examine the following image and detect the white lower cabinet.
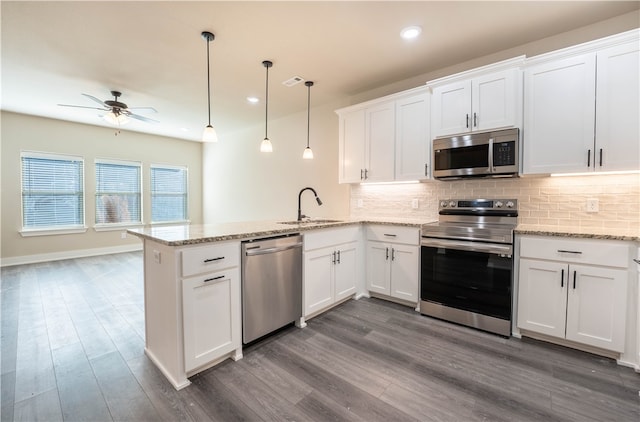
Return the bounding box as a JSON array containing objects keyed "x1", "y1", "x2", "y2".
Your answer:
[
  {"x1": 182, "y1": 267, "x2": 241, "y2": 372},
  {"x1": 517, "y1": 236, "x2": 630, "y2": 353},
  {"x1": 366, "y1": 225, "x2": 420, "y2": 304},
  {"x1": 304, "y1": 227, "x2": 360, "y2": 317}
]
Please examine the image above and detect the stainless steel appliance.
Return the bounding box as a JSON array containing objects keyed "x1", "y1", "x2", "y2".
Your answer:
[
  {"x1": 241, "y1": 234, "x2": 302, "y2": 344},
  {"x1": 432, "y1": 128, "x2": 519, "y2": 179},
  {"x1": 420, "y1": 199, "x2": 517, "y2": 336}
]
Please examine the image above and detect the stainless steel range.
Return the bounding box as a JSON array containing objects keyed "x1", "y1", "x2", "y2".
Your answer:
[{"x1": 420, "y1": 199, "x2": 518, "y2": 337}]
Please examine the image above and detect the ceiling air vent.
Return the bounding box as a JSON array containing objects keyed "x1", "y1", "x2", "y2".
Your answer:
[{"x1": 282, "y1": 76, "x2": 304, "y2": 87}]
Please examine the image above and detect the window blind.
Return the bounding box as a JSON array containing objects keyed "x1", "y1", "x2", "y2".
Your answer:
[
  {"x1": 151, "y1": 165, "x2": 188, "y2": 223},
  {"x1": 95, "y1": 160, "x2": 141, "y2": 224},
  {"x1": 21, "y1": 153, "x2": 84, "y2": 229}
]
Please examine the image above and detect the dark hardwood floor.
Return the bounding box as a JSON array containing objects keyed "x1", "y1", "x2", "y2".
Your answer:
[{"x1": 2, "y1": 252, "x2": 639, "y2": 421}]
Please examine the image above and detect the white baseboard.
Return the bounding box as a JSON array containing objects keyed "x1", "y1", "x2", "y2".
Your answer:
[{"x1": 1, "y1": 244, "x2": 143, "y2": 267}]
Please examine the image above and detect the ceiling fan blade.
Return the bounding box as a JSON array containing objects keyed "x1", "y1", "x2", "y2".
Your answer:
[
  {"x1": 58, "y1": 104, "x2": 109, "y2": 111},
  {"x1": 128, "y1": 106, "x2": 158, "y2": 113},
  {"x1": 81, "y1": 93, "x2": 108, "y2": 107},
  {"x1": 126, "y1": 112, "x2": 159, "y2": 124}
]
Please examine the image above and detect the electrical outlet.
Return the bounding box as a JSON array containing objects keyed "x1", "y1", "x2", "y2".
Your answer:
[
  {"x1": 412, "y1": 199, "x2": 419, "y2": 209},
  {"x1": 153, "y1": 250, "x2": 161, "y2": 264},
  {"x1": 586, "y1": 198, "x2": 599, "y2": 213},
  {"x1": 121, "y1": 232, "x2": 127, "y2": 239},
  {"x1": 357, "y1": 199, "x2": 363, "y2": 208}
]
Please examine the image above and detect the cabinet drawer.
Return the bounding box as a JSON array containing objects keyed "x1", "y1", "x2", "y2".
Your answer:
[
  {"x1": 304, "y1": 226, "x2": 360, "y2": 251},
  {"x1": 181, "y1": 242, "x2": 240, "y2": 277},
  {"x1": 366, "y1": 225, "x2": 419, "y2": 245},
  {"x1": 519, "y1": 236, "x2": 629, "y2": 268}
]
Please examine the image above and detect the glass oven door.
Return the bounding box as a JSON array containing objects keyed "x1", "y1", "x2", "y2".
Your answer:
[{"x1": 420, "y1": 242, "x2": 512, "y2": 320}]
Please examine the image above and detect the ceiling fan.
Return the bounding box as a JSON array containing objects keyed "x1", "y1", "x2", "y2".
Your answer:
[{"x1": 58, "y1": 90, "x2": 159, "y2": 125}]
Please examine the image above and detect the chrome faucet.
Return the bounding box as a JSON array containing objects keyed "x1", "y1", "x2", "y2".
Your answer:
[{"x1": 297, "y1": 187, "x2": 322, "y2": 221}]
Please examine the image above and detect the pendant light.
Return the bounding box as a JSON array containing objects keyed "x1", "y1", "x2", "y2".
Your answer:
[
  {"x1": 260, "y1": 60, "x2": 273, "y2": 152},
  {"x1": 201, "y1": 31, "x2": 218, "y2": 143},
  {"x1": 302, "y1": 81, "x2": 314, "y2": 159}
]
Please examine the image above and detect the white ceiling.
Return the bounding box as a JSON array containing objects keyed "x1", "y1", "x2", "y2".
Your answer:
[{"x1": 2, "y1": 1, "x2": 639, "y2": 142}]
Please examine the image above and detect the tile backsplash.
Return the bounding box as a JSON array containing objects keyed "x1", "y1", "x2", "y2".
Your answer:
[{"x1": 350, "y1": 173, "x2": 640, "y2": 231}]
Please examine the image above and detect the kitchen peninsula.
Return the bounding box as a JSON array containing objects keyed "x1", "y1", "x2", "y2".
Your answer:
[{"x1": 128, "y1": 217, "x2": 426, "y2": 389}]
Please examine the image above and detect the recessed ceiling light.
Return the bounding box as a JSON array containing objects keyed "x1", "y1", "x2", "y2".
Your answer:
[
  {"x1": 400, "y1": 26, "x2": 422, "y2": 40},
  {"x1": 247, "y1": 96, "x2": 259, "y2": 104}
]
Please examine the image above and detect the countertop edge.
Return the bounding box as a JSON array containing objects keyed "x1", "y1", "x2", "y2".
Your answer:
[
  {"x1": 514, "y1": 227, "x2": 640, "y2": 243},
  {"x1": 128, "y1": 219, "x2": 427, "y2": 247}
]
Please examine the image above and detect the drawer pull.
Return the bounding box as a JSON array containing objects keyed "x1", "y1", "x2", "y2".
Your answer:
[
  {"x1": 383, "y1": 233, "x2": 397, "y2": 237},
  {"x1": 557, "y1": 250, "x2": 582, "y2": 255},
  {"x1": 634, "y1": 259, "x2": 640, "y2": 265},
  {"x1": 204, "y1": 275, "x2": 225, "y2": 282},
  {"x1": 204, "y1": 256, "x2": 225, "y2": 263}
]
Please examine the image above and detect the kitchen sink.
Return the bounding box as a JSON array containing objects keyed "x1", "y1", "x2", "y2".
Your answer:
[{"x1": 277, "y1": 219, "x2": 343, "y2": 225}]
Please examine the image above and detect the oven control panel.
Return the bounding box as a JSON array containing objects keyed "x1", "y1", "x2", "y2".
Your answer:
[{"x1": 439, "y1": 199, "x2": 517, "y2": 210}]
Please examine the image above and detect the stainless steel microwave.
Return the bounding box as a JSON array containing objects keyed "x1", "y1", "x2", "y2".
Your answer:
[{"x1": 432, "y1": 128, "x2": 519, "y2": 179}]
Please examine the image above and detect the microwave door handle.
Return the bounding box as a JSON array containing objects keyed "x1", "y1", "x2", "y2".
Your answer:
[{"x1": 488, "y1": 138, "x2": 494, "y2": 173}]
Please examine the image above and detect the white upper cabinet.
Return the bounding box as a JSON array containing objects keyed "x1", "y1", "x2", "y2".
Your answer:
[
  {"x1": 429, "y1": 59, "x2": 522, "y2": 138},
  {"x1": 365, "y1": 101, "x2": 396, "y2": 182},
  {"x1": 338, "y1": 108, "x2": 366, "y2": 183},
  {"x1": 523, "y1": 30, "x2": 639, "y2": 175},
  {"x1": 523, "y1": 54, "x2": 596, "y2": 174},
  {"x1": 395, "y1": 91, "x2": 430, "y2": 180},
  {"x1": 336, "y1": 86, "x2": 430, "y2": 183},
  {"x1": 595, "y1": 41, "x2": 640, "y2": 171}
]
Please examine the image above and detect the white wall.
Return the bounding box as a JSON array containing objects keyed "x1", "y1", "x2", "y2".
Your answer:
[
  {"x1": 1, "y1": 112, "x2": 203, "y2": 264},
  {"x1": 203, "y1": 100, "x2": 350, "y2": 223}
]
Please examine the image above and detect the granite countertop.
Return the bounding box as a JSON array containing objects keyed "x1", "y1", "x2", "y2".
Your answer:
[
  {"x1": 128, "y1": 217, "x2": 433, "y2": 246},
  {"x1": 515, "y1": 224, "x2": 640, "y2": 242}
]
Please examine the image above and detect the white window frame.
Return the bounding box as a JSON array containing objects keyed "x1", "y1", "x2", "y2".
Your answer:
[
  {"x1": 150, "y1": 164, "x2": 189, "y2": 225},
  {"x1": 94, "y1": 158, "x2": 143, "y2": 231},
  {"x1": 20, "y1": 151, "x2": 87, "y2": 237}
]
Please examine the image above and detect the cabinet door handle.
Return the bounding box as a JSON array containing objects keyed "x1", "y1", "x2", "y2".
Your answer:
[
  {"x1": 337, "y1": 250, "x2": 341, "y2": 264},
  {"x1": 332, "y1": 251, "x2": 336, "y2": 264},
  {"x1": 473, "y1": 112, "x2": 477, "y2": 127},
  {"x1": 360, "y1": 169, "x2": 364, "y2": 180},
  {"x1": 364, "y1": 169, "x2": 369, "y2": 179},
  {"x1": 424, "y1": 163, "x2": 428, "y2": 176},
  {"x1": 385, "y1": 247, "x2": 389, "y2": 260},
  {"x1": 573, "y1": 271, "x2": 577, "y2": 289},
  {"x1": 557, "y1": 250, "x2": 582, "y2": 255},
  {"x1": 599, "y1": 148, "x2": 603, "y2": 167},
  {"x1": 466, "y1": 114, "x2": 469, "y2": 128},
  {"x1": 561, "y1": 269, "x2": 564, "y2": 288},
  {"x1": 587, "y1": 149, "x2": 591, "y2": 167},
  {"x1": 391, "y1": 248, "x2": 395, "y2": 261},
  {"x1": 204, "y1": 256, "x2": 225, "y2": 263},
  {"x1": 204, "y1": 275, "x2": 225, "y2": 282}
]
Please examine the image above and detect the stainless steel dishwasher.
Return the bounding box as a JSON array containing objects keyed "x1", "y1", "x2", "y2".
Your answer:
[{"x1": 241, "y1": 234, "x2": 302, "y2": 344}]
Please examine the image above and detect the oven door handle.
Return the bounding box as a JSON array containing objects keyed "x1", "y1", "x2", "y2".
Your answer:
[{"x1": 422, "y1": 238, "x2": 512, "y2": 256}]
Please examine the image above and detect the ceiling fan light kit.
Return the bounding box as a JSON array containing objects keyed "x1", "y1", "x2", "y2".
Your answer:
[
  {"x1": 201, "y1": 31, "x2": 218, "y2": 143},
  {"x1": 260, "y1": 60, "x2": 273, "y2": 153},
  {"x1": 58, "y1": 90, "x2": 158, "y2": 127}
]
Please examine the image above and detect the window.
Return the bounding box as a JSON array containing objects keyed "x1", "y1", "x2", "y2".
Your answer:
[
  {"x1": 151, "y1": 165, "x2": 188, "y2": 223},
  {"x1": 95, "y1": 159, "x2": 141, "y2": 225},
  {"x1": 21, "y1": 152, "x2": 85, "y2": 231}
]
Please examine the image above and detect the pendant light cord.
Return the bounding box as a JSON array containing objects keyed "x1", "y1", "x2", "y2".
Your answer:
[
  {"x1": 264, "y1": 64, "x2": 269, "y2": 139},
  {"x1": 206, "y1": 37, "x2": 211, "y2": 126},
  {"x1": 306, "y1": 84, "x2": 311, "y2": 148}
]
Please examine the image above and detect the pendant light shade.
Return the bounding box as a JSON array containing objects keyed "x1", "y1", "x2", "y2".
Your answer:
[
  {"x1": 303, "y1": 81, "x2": 314, "y2": 160},
  {"x1": 260, "y1": 60, "x2": 273, "y2": 152},
  {"x1": 201, "y1": 31, "x2": 218, "y2": 142}
]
